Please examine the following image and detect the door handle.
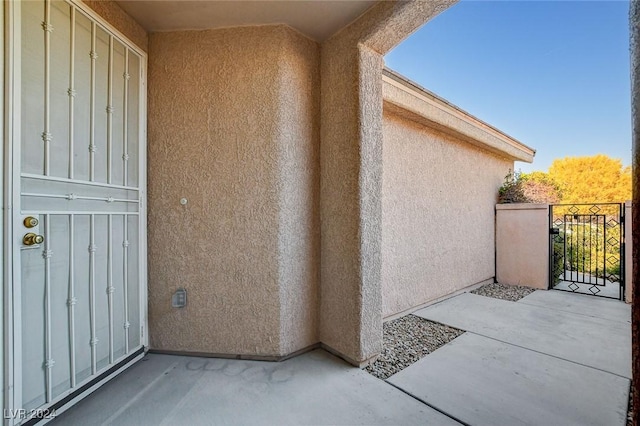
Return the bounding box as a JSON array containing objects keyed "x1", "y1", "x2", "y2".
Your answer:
[
  {"x1": 23, "y1": 216, "x2": 39, "y2": 228},
  {"x1": 23, "y1": 233, "x2": 44, "y2": 246}
]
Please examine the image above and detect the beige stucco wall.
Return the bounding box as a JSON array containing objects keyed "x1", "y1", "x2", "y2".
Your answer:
[
  {"x1": 83, "y1": 0, "x2": 148, "y2": 52},
  {"x1": 147, "y1": 25, "x2": 319, "y2": 357},
  {"x1": 319, "y1": 0, "x2": 455, "y2": 366},
  {"x1": 496, "y1": 204, "x2": 549, "y2": 289},
  {"x1": 86, "y1": 0, "x2": 460, "y2": 365},
  {"x1": 277, "y1": 29, "x2": 321, "y2": 355},
  {"x1": 381, "y1": 110, "x2": 512, "y2": 318}
]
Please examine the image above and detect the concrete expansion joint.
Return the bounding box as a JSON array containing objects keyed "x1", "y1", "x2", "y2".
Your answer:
[
  {"x1": 467, "y1": 330, "x2": 632, "y2": 380},
  {"x1": 384, "y1": 380, "x2": 470, "y2": 426}
]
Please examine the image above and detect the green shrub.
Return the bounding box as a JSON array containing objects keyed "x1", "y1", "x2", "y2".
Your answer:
[
  {"x1": 498, "y1": 170, "x2": 528, "y2": 203},
  {"x1": 551, "y1": 240, "x2": 565, "y2": 285}
]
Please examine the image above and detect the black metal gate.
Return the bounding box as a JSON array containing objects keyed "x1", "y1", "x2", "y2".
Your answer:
[{"x1": 549, "y1": 203, "x2": 625, "y2": 300}]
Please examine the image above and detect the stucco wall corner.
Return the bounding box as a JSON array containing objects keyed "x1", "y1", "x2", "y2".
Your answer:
[
  {"x1": 275, "y1": 27, "x2": 321, "y2": 356},
  {"x1": 82, "y1": 0, "x2": 149, "y2": 52},
  {"x1": 318, "y1": 40, "x2": 384, "y2": 364},
  {"x1": 357, "y1": 44, "x2": 385, "y2": 361},
  {"x1": 351, "y1": 0, "x2": 458, "y2": 54},
  {"x1": 319, "y1": 0, "x2": 459, "y2": 365}
]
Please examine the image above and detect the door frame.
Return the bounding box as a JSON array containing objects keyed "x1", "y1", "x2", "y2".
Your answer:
[{"x1": 2, "y1": 1, "x2": 148, "y2": 423}]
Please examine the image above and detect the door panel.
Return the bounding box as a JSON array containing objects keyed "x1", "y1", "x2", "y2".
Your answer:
[
  {"x1": 47, "y1": 215, "x2": 71, "y2": 401},
  {"x1": 20, "y1": 1, "x2": 45, "y2": 176},
  {"x1": 126, "y1": 54, "x2": 140, "y2": 188},
  {"x1": 49, "y1": 1, "x2": 71, "y2": 179},
  {"x1": 20, "y1": 239, "x2": 46, "y2": 410},
  {"x1": 8, "y1": 0, "x2": 147, "y2": 421},
  {"x1": 73, "y1": 11, "x2": 92, "y2": 182}
]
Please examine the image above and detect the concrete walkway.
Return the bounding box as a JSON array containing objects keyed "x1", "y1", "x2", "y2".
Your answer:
[
  {"x1": 411, "y1": 292, "x2": 630, "y2": 378},
  {"x1": 53, "y1": 290, "x2": 630, "y2": 426},
  {"x1": 518, "y1": 288, "x2": 631, "y2": 323},
  {"x1": 399, "y1": 290, "x2": 630, "y2": 425}
]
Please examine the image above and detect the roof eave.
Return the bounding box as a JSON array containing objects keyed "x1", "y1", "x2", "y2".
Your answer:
[{"x1": 382, "y1": 68, "x2": 536, "y2": 163}]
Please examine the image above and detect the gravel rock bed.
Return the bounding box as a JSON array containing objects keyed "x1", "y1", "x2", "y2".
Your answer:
[
  {"x1": 471, "y1": 282, "x2": 536, "y2": 302},
  {"x1": 365, "y1": 315, "x2": 464, "y2": 380}
]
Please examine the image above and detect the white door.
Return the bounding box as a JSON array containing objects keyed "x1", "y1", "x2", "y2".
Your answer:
[{"x1": 6, "y1": 0, "x2": 147, "y2": 422}]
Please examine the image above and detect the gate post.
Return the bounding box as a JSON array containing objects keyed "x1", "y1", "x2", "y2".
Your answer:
[
  {"x1": 496, "y1": 203, "x2": 549, "y2": 289},
  {"x1": 626, "y1": 200, "x2": 633, "y2": 303}
]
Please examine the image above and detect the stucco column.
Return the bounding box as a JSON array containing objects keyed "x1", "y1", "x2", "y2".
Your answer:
[
  {"x1": 319, "y1": 0, "x2": 455, "y2": 365},
  {"x1": 630, "y1": 1, "x2": 640, "y2": 421}
]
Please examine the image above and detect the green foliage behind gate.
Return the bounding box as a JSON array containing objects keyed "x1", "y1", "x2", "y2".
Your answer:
[{"x1": 549, "y1": 203, "x2": 624, "y2": 299}]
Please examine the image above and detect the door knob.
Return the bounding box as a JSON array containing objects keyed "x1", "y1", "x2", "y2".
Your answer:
[
  {"x1": 23, "y1": 216, "x2": 39, "y2": 228},
  {"x1": 23, "y1": 233, "x2": 44, "y2": 246}
]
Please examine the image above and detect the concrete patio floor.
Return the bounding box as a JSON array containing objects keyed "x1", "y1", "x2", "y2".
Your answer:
[
  {"x1": 52, "y1": 290, "x2": 631, "y2": 426},
  {"x1": 51, "y1": 349, "x2": 457, "y2": 426}
]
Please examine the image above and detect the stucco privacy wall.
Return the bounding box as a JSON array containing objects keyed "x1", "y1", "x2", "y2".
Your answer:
[
  {"x1": 320, "y1": 0, "x2": 456, "y2": 366},
  {"x1": 495, "y1": 204, "x2": 549, "y2": 289},
  {"x1": 381, "y1": 111, "x2": 512, "y2": 318},
  {"x1": 83, "y1": 0, "x2": 148, "y2": 52},
  {"x1": 147, "y1": 26, "x2": 320, "y2": 357}
]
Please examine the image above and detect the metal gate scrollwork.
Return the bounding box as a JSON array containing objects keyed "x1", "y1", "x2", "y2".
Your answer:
[{"x1": 549, "y1": 203, "x2": 625, "y2": 300}]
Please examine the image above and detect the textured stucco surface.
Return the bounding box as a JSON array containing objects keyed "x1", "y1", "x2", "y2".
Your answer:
[
  {"x1": 147, "y1": 26, "x2": 319, "y2": 357},
  {"x1": 495, "y1": 204, "x2": 549, "y2": 290},
  {"x1": 276, "y1": 29, "x2": 321, "y2": 356},
  {"x1": 381, "y1": 111, "x2": 512, "y2": 318},
  {"x1": 319, "y1": 0, "x2": 456, "y2": 365},
  {"x1": 83, "y1": 0, "x2": 148, "y2": 52}
]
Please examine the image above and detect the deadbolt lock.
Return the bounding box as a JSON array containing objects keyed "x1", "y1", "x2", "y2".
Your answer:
[
  {"x1": 23, "y1": 216, "x2": 39, "y2": 228},
  {"x1": 23, "y1": 233, "x2": 44, "y2": 246}
]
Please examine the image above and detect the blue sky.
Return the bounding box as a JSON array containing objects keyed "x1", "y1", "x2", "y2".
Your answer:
[{"x1": 384, "y1": 0, "x2": 631, "y2": 173}]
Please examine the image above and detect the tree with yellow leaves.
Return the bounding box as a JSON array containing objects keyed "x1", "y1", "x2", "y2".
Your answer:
[{"x1": 547, "y1": 154, "x2": 631, "y2": 204}]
